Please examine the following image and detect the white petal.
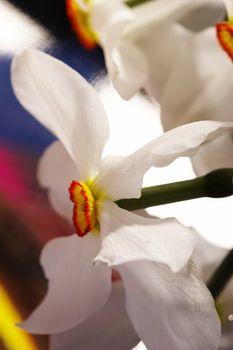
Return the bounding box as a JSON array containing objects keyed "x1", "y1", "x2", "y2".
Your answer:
[
  {"x1": 223, "y1": 0, "x2": 233, "y2": 17},
  {"x1": 192, "y1": 132, "x2": 233, "y2": 176},
  {"x1": 180, "y1": 1, "x2": 225, "y2": 32},
  {"x1": 11, "y1": 48, "x2": 109, "y2": 179},
  {"x1": 93, "y1": 0, "x2": 211, "y2": 100},
  {"x1": 21, "y1": 234, "x2": 111, "y2": 333},
  {"x1": 124, "y1": 0, "x2": 215, "y2": 39},
  {"x1": 118, "y1": 261, "x2": 221, "y2": 350},
  {"x1": 141, "y1": 23, "x2": 191, "y2": 103},
  {"x1": 50, "y1": 282, "x2": 139, "y2": 350},
  {"x1": 160, "y1": 28, "x2": 233, "y2": 131},
  {"x1": 91, "y1": 0, "x2": 148, "y2": 100},
  {"x1": 111, "y1": 40, "x2": 148, "y2": 100},
  {"x1": 124, "y1": 0, "x2": 224, "y2": 102},
  {"x1": 146, "y1": 121, "x2": 233, "y2": 167},
  {"x1": 96, "y1": 202, "x2": 196, "y2": 273},
  {"x1": 38, "y1": 141, "x2": 78, "y2": 221},
  {"x1": 192, "y1": 232, "x2": 228, "y2": 281},
  {"x1": 95, "y1": 121, "x2": 233, "y2": 201}
]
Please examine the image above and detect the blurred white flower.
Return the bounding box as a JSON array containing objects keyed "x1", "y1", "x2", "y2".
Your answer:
[
  {"x1": 90, "y1": 0, "x2": 233, "y2": 174},
  {"x1": 11, "y1": 48, "x2": 227, "y2": 349}
]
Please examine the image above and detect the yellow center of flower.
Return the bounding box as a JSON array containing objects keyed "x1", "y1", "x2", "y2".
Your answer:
[
  {"x1": 69, "y1": 180, "x2": 98, "y2": 237},
  {"x1": 66, "y1": 0, "x2": 99, "y2": 49},
  {"x1": 216, "y1": 18, "x2": 233, "y2": 60}
]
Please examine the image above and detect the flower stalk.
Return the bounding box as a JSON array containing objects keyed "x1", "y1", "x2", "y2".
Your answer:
[
  {"x1": 125, "y1": 0, "x2": 152, "y2": 8},
  {"x1": 116, "y1": 168, "x2": 233, "y2": 211},
  {"x1": 207, "y1": 249, "x2": 233, "y2": 299}
]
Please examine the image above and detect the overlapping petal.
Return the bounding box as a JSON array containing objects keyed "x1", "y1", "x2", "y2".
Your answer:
[
  {"x1": 50, "y1": 282, "x2": 139, "y2": 350},
  {"x1": 94, "y1": 121, "x2": 233, "y2": 200},
  {"x1": 123, "y1": 0, "x2": 214, "y2": 39},
  {"x1": 11, "y1": 48, "x2": 109, "y2": 180},
  {"x1": 21, "y1": 234, "x2": 111, "y2": 334},
  {"x1": 92, "y1": 0, "x2": 217, "y2": 99},
  {"x1": 118, "y1": 261, "x2": 220, "y2": 350},
  {"x1": 179, "y1": 1, "x2": 225, "y2": 32},
  {"x1": 160, "y1": 27, "x2": 233, "y2": 131},
  {"x1": 38, "y1": 141, "x2": 77, "y2": 220},
  {"x1": 96, "y1": 202, "x2": 195, "y2": 273},
  {"x1": 192, "y1": 132, "x2": 233, "y2": 176},
  {"x1": 91, "y1": 0, "x2": 148, "y2": 100}
]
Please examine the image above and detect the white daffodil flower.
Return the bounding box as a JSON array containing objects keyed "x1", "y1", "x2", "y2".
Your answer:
[
  {"x1": 90, "y1": 0, "x2": 233, "y2": 175},
  {"x1": 12, "y1": 48, "x2": 231, "y2": 349}
]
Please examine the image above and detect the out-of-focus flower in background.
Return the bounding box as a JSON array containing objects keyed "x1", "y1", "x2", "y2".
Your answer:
[{"x1": 87, "y1": 0, "x2": 233, "y2": 174}]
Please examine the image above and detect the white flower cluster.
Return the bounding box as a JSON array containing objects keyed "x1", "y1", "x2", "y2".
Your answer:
[{"x1": 11, "y1": 1, "x2": 233, "y2": 349}]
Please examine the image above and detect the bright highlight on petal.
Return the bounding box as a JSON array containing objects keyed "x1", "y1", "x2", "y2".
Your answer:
[
  {"x1": 0, "y1": 284, "x2": 38, "y2": 350},
  {"x1": 216, "y1": 21, "x2": 233, "y2": 60},
  {"x1": 69, "y1": 180, "x2": 97, "y2": 237},
  {"x1": 66, "y1": 0, "x2": 98, "y2": 49}
]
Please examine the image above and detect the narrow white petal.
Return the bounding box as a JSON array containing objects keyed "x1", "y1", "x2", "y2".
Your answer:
[
  {"x1": 11, "y1": 48, "x2": 109, "y2": 179},
  {"x1": 96, "y1": 202, "x2": 196, "y2": 273},
  {"x1": 50, "y1": 282, "x2": 139, "y2": 350},
  {"x1": 118, "y1": 261, "x2": 221, "y2": 350},
  {"x1": 95, "y1": 121, "x2": 233, "y2": 201},
  {"x1": 21, "y1": 234, "x2": 111, "y2": 333},
  {"x1": 146, "y1": 121, "x2": 233, "y2": 167},
  {"x1": 38, "y1": 141, "x2": 78, "y2": 221},
  {"x1": 192, "y1": 132, "x2": 233, "y2": 176}
]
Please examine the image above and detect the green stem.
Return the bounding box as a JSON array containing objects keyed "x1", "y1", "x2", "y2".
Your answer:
[
  {"x1": 125, "y1": 0, "x2": 152, "y2": 8},
  {"x1": 207, "y1": 249, "x2": 233, "y2": 299},
  {"x1": 116, "y1": 168, "x2": 233, "y2": 211}
]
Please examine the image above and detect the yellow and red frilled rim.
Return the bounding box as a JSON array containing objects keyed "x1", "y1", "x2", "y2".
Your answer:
[
  {"x1": 216, "y1": 18, "x2": 233, "y2": 61},
  {"x1": 69, "y1": 180, "x2": 97, "y2": 237},
  {"x1": 66, "y1": 0, "x2": 99, "y2": 49}
]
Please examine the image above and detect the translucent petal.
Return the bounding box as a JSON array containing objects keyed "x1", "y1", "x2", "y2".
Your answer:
[
  {"x1": 38, "y1": 141, "x2": 78, "y2": 221},
  {"x1": 21, "y1": 234, "x2": 111, "y2": 333},
  {"x1": 94, "y1": 121, "x2": 233, "y2": 201},
  {"x1": 92, "y1": 0, "x2": 147, "y2": 99},
  {"x1": 11, "y1": 48, "x2": 109, "y2": 179},
  {"x1": 97, "y1": 202, "x2": 195, "y2": 273},
  {"x1": 118, "y1": 261, "x2": 221, "y2": 350},
  {"x1": 192, "y1": 132, "x2": 233, "y2": 176},
  {"x1": 160, "y1": 28, "x2": 233, "y2": 131},
  {"x1": 50, "y1": 282, "x2": 138, "y2": 350}
]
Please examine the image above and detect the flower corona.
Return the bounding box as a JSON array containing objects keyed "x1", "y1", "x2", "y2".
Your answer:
[
  {"x1": 66, "y1": 0, "x2": 98, "y2": 49},
  {"x1": 216, "y1": 21, "x2": 233, "y2": 61},
  {"x1": 69, "y1": 180, "x2": 97, "y2": 236}
]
